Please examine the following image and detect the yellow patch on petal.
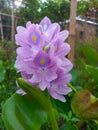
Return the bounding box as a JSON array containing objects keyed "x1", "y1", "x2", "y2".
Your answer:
[
  {"x1": 54, "y1": 46, "x2": 57, "y2": 51},
  {"x1": 40, "y1": 59, "x2": 45, "y2": 65},
  {"x1": 32, "y1": 36, "x2": 37, "y2": 42}
]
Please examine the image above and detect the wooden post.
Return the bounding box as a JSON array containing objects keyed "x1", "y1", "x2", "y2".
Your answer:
[
  {"x1": 0, "y1": 14, "x2": 4, "y2": 41},
  {"x1": 11, "y1": 0, "x2": 15, "y2": 44},
  {"x1": 68, "y1": 0, "x2": 77, "y2": 64}
]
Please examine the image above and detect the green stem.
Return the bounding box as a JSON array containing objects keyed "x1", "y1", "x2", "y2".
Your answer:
[
  {"x1": 68, "y1": 83, "x2": 77, "y2": 93},
  {"x1": 47, "y1": 94, "x2": 59, "y2": 130}
]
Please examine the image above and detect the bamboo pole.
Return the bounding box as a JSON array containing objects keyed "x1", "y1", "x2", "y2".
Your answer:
[
  {"x1": 0, "y1": 12, "x2": 19, "y2": 18},
  {"x1": 11, "y1": 0, "x2": 15, "y2": 44},
  {"x1": 68, "y1": 0, "x2": 77, "y2": 64},
  {"x1": 0, "y1": 14, "x2": 4, "y2": 41}
]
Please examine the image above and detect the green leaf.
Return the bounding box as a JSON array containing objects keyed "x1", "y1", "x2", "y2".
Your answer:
[
  {"x1": 71, "y1": 90, "x2": 98, "y2": 120},
  {"x1": 81, "y1": 46, "x2": 98, "y2": 66},
  {"x1": 68, "y1": 111, "x2": 72, "y2": 119},
  {"x1": 60, "y1": 123, "x2": 78, "y2": 130},
  {"x1": 17, "y1": 78, "x2": 52, "y2": 110},
  {"x1": 2, "y1": 78, "x2": 59, "y2": 130},
  {"x1": 70, "y1": 70, "x2": 79, "y2": 86},
  {"x1": 0, "y1": 60, "x2": 6, "y2": 83},
  {"x1": 2, "y1": 93, "x2": 48, "y2": 130},
  {"x1": 53, "y1": 95, "x2": 71, "y2": 114},
  {"x1": 86, "y1": 65, "x2": 98, "y2": 84}
]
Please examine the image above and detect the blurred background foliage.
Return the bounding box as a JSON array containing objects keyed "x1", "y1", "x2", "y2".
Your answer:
[{"x1": 0, "y1": 0, "x2": 98, "y2": 129}]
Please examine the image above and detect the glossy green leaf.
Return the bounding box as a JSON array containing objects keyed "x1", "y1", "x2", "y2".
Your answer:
[
  {"x1": 71, "y1": 90, "x2": 98, "y2": 120},
  {"x1": 86, "y1": 65, "x2": 98, "y2": 84},
  {"x1": 0, "y1": 60, "x2": 6, "y2": 83},
  {"x1": 2, "y1": 78, "x2": 59, "y2": 130},
  {"x1": 2, "y1": 93, "x2": 48, "y2": 130}
]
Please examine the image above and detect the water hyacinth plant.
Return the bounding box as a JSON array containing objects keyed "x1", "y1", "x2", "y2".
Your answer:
[
  {"x1": 15, "y1": 16, "x2": 73, "y2": 102},
  {"x1": 2, "y1": 17, "x2": 74, "y2": 130}
]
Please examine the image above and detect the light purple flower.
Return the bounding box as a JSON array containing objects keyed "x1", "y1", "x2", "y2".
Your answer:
[
  {"x1": 27, "y1": 24, "x2": 44, "y2": 48},
  {"x1": 40, "y1": 16, "x2": 60, "y2": 44},
  {"x1": 40, "y1": 16, "x2": 52, "y2": 32},
  {"x1": 15, "y1": 24, "x2": 44, "y2": 49},
  {"x1": 48, "y1": 69, "x2": 72, "y2": 102},
  {"x1": 16, "y1": 89, "x2": 26, "y2": 96},
  {"x1": 16, "y1": 80, "x2": 26, "y2": 95},
  {"x1": 29, "y1": 50, "x2": 57, "y2": 90},
  {"x1": 15, "y1": 16, "x2": 73, "y2": 102},
  {"x1": 49, "y1": 38, "x2": 70, "y2": 57},
  {"x1": 26, "y1": 21, "x2": 32, "y2": 28},
  {"x1": 43, "y1": 23, "x2": 60, "y2": 43}
]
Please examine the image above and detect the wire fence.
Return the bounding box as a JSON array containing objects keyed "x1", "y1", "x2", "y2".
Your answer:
[{"x1": 0, "y1": 0, "x2": 29, "y2": 42}]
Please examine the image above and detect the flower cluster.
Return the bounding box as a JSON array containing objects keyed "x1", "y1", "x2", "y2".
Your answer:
[{"x1": 15, "y1": 17, "x2": 73, "y2": 102}]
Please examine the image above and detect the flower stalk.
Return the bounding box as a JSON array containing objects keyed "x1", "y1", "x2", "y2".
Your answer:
[
  {"x1": 68, "y1": 83, "x2": 77, "y2": 93},
  {"x1": 47, "y1": 94, "x2": 59, "y2": 130}
]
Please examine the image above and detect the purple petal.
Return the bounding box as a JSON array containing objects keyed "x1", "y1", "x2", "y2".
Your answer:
[
  {"x1": 15, "y1": 33, "x2": 29, "y2": 46},
  {"x1": 57, "y1": 58, "x2": 73, "y2": 73},
  {"x1": 16, "y1": 47, "x2": 34, "y2": 60},
  {"x1": 61, "y1": 74, "x2": 72, "y2": 84},
  {"x1": 39, "y1": 75, "x2": 50, "y2": 90},
  {"x1": 33, "y1": 51, "x2": 51, "y2": 68},
  {"x1": 48, "y1": 88, "x2": 66, "y2": 102},
  {"x1": 15, "y1": 56, "x2": 26, "y2": 72},
  {"x1": 49, "y1": 39, "x2": 70, "y2": 57},
  {"x1": 27, "y1": 24, "x2": 44, "y2": 47},
  {"x1": 56, "y1": 85, "x2": 72, "y2": 95},
  {"x1": 46, "y1": 71, "x2": 57, "y2": 82},
  {"x1": 62, "y1": 58, "x2": 73, "y2": 72},
  {"x1": 16, "y1": 26, "x2": 27, "y2": 34},
  {"x1": 15, "y1": 56, "x2": 34, "y2": 74},
  {"x1": 29, "y1": 72, "x2": 41, "y2": 83},
  {"x1": 16, "y1": 89, "x2": 26, "y2": 95},
  {"x1": 26, "y1": 21, "x2": 32, "y2": 28},
  {"x1": 45, "y1": 23, "x2": 60, "y2": 42},
  {"x1": 21, "y1": 71, "x2": 32, "y2": 80},
  {"x1": 57, "y1": 30, "x2": 69, "y2": 42},
  {"x1": 40, "y1": 16, "x2": 52, "y2": 31},
  {"x1": 61, "y1": 43, "x2": 70, "y2": 56}
]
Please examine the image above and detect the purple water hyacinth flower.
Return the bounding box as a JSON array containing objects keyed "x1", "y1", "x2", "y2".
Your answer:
[
  {"x1": 48, "y1": 69, "x2": 72, "y2": 102},
  {"x1": 27, "y1": 24, "x2": 44, "y2": 48},
  {"x1": 16, "y1": 80, "x2": 26, "y2": 95},
  {"x1": 49, "y1": 38, "x2": 70, "y2": 57},
  {"x1": 55, "y1": 30, "x2": 69, "y2": 42},
  {"x1": 26, "y1": 21, "x2": 32, "y2": 28},
  {"x1": 15, "y1": 16, "x2": 73, "y2": 102},
  {"x1": 43, "y1": 23, "x2": 60, "y2": 43},
  {"x1": 15, "y1": 26, "x2": 28, "y2": 47},
  {"x1": 15, "y1": 56, "x2": 34, "y2": 74},
  {"x1": 28, "y1": 50, "x2": 57, "y2": 90},
  {"x1": 15, "y1": 24, "x2": 44, "y2": 49},
  {"x1": 55, "y1": 57, "x2": 73, "y2": 73},
  {"x1": 21, "y1": 71, "x2": 32, "y2": 80},
  {"x1": 16, "y1": 46, "x2": 34, "y2": 61},
  {"x1": 40, "y1": 17, "x2": 60, "y2": 43},
  {"x1": 16, "y1": 89, "x2": 26, "y2": 96},
  {"x1": 40, "y1": 16, "x2": 52, "y2": 32},
  {"x1": 48, "y1": 38, "x2": 73, "y2": 73}
]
